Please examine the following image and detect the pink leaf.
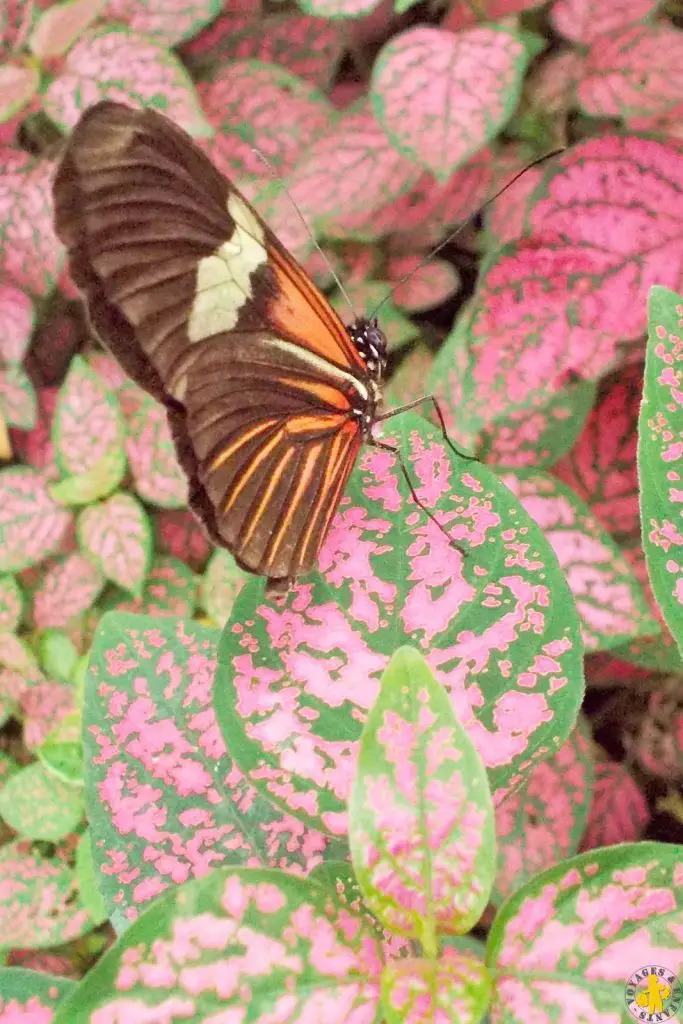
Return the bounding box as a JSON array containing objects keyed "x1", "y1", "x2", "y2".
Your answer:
[
  {"x1": 0, "y1": 467, "x2": 72, "y2": 572},
  {"x1": 103, "y1": 0, "x2": 221, "y2": 47},
  {"x1": 181, "y1": 10, "x2": 342, "y2": 89},
  {"x1": 443, "y1": 0, "x2": 544, "y2": 30},
  {"x1": 53, "y1": 356, "x2": 125, "y2": 478},
  {"x1": 198, "y1": 60, "x2": 332, "y2": 178},
  {"x1": 580, "y1": 761, "x2": 649, "y2": 850},
  {"x1": 77, "y1": 492, "x2": 152, "y2": 595},
  {"x1": 525, "y1": 49, "x2": 581, "y2": 116},
  {"x1": 43, "y1": 25, "x2": 211, "y2": 137},
  {"x1": 578, "y1": 24, "x2": 683, "y2": 120},
  {"x1": 86, "y1": 350, "x2": 130, "y2": 392},
  {"x1": 270, "y1": 108, "x2": 422, "y2": 256},
  {"x1": 0, "y1": 146, "x2": 63, "y2": 296},
  {"x1": 371, "y1": 26, "x2": 530, "y2": 180},
  {"x1": 0, "y1": 61, "x2": 39, "y2": 122},
  {"x1": 464, "y1": 135, "x2": 683, "y2": 423},
  {"x1": 0, "y1": 364, "x2": 36, "y2": 429},
  {"x1": 387, "y1": 255, "x2": 460, "y2": 313},
  {"x1": 382, "y1": 951, "x2": 490, "y2": 1020},
  {"x1": 0, "y1": 574, "x2": 22, "y2": 631},
  {"x1": 29, "y1": 0, "x2": 107, "y2": 59},
  {"x1": 0, "y1": 0, "x2": 33, "y2": 57},
  {"x1": 119, "y1": 383, "x2": 188, "y2": 509},
  {"x1": 485, "y1": 146, "x2": 544, "y2": 248},
  {"x1": 154, "y1": 508, "x2": 211, "y2": 572},
  {"x1": 0, "y1": 283, "x2": 33, "y2": 363},
  {"x1": 10, "y1": 385, "x2": 58, "y2": 474},
  {"x1": 20, "y1": 681, "x2": 76, "y2": 749},
  {"x1": 553, "y1": 363, "x2": 641, "y2": 542},
  {"x1": 33, "y1": 552, "x2": 104, "y2": 630},
  {"x1": 549, "y1": 0, "x2": 659, "y2": 46}
]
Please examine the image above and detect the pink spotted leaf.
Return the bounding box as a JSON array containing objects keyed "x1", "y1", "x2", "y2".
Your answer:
[
  {"x1": 578, "y1": 24, "x2": 683, "y2": 121},
  {"x1": 443, "y1": 0, "x2": 545, "y2": 30},
  {"x1": 0, "y1": 61, "x2": 39, "y2": 122},
  {"x1": 614, "y1": 539, "x2": 683, "y2": 673},
  {"x1": 215, "y1": 412, "x2": 584, "y2": 837},
  {"x1": 52, "y1": 355, "x2": 126, "y2": 489},
  {"x1": 0, "y1": 146, "x2": 63, "y2": 296},
  {"x1": 0, "y1": 968, "x2": 76, "y2": 1016},
  {"x1": 0, "y1": 467, "x2": 72, "y2": 572},
  {"x1": 553, "y1": 362, "x2": 642, "y2": 542},
  {"x1": 580, "y1": 760, "x2": 650, "y2": 851},
  {"x1": 29, "y1": 0, "x2": 107, "y2": 59},
  {"x1": 198, "y1": 60, "x2": 332, "y2": 178},
  {"x1": 0, "y1": 284, "x2": 33, "y2": 364},
  {"x1": 381, "y1": 952, "x2": 491, "y2": 1023},
  {"x1": 181, "y1": 11, "x2": 343, "y2": 90},
  {"x1": 119, "y1": 383, "x2": 187, "y2": 509},
  {"x1": 43, "y1": 26, "x2": 212, "y2": 137},
  {"x1": 350, "y1": 647, "x2": 496, "y2": 941},
  {"x1": 458, "y1": 135, "x2": 683, "y2": 427},
  {"x1": 494, "y1": 717, "x2": 593, "y2": 904},
  {"x1": 371, "y1": 26, "x2": 533, "y2": 181},
  {"x1": 85, "y1": 615, "x2": 347, "y2": 928},
  {"x1": 550, "y1": 0, "x2": 660, "y2": 46},
  {"x1": 502, "y1": 471, "x2": 656, "y2": 653},
  {"x1": 0, "y1": 364, "x2": 35, "y2": 429},
  {"x1": 53, "y1": 868, "x2": 383, "y2": 1022},
  {"x1": 101, "y1": 554, "x2": 197, "y2": 619},
  {"x1": 21, "y1": 681, "x2": 76, "y2": 750},
  {"x1": 0, "y1": 575, "x2": 22, "y2": 631},
  {"x1": 0, "y1": 631, "x2": 43, "y2": 687},
  {"x1": 487, "y1": 844, "x2": 683, "y2": 1018},
  {"x1": 199, "y1": 548, "x2": 248, "y2": 626},
  {"x1": 49, "y1": 449, "x2": 129, "y2": 506},
  {"x1": 103, "y1": 0, "x2": 222, "y2": 47},
  {"x1": 154, "y1": 508, "x2": 211, "y2": 571},
  {"x1": 639, "y1": 286, "x2": 683, "y2": 658},
  {"x1": 387, "y1": 255, "x2": 460, "y2": 313},
  {"x1": 0, "y1": 840, "x2": 93, "y2": 951},
  {"x1": 32, "y1": 552, "x2": 104, "y2": 630},
  {"x1": 77, "y1": 492, "x2": 152, "y2": 596},
  {"x1": 0, "y1": 761, "x2": 84, "y2": 841}
]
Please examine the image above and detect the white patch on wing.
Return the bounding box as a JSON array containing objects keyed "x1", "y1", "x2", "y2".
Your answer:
[{"x1": 188, "y1": 193, "x2": 267, "y2": 343}]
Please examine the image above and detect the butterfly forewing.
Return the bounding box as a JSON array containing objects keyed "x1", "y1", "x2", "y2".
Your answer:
[{"x1": 53, "y1": 101, "x2": 376, "y2": 584}]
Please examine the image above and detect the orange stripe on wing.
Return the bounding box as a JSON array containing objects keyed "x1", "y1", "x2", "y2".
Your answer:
[
  {"x1": 209, "y1": 417, "x2": 279, "y2": 474},
  {"x1": 297, "y1": 419, "x2": 361, "y2": 569}
]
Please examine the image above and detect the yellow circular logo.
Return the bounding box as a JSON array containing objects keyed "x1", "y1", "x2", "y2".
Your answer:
[{"x1": 625, "y1": 966, "x2": 682, "y2": 1022}]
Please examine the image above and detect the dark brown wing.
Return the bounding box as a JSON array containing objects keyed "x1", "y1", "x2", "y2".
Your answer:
[{"x1": 53, "y1": 100, "x2": 371, "y2": 583}]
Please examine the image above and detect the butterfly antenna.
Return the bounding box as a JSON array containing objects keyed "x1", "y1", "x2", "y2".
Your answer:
[
  {"x1": 371, "y1": 147, "x2": 565, "y2": 319},
  {"x1": 251, "y1": 148, "x2": 357, "y2": 320}
]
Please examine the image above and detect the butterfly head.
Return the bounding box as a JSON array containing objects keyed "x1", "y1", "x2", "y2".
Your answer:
[{"x1": 348, "y1": 317, "x2": 387, "y2": 383}]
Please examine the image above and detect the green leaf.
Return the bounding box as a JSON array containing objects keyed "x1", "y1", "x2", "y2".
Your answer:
[
  {"x1": 639, "y1": 285, "x2": 683, "y2": 657},
  {"x1": 349, "y1": 647, "x2": 496, "y2": 947},
  {"x1": 38, "y1": 628, "x2": 79, "y2": 682},
  {"x1": 199, "y1": 548, "x2": 247, "y2": 625},
  {"x1": 381, "y1": 952, "x2": 491, "y2": 1023},
  {"x1": 75, "y1": 831, "x2": 108, "y2": 927},
  {"x1": 0, "y1": 968, "x2": 75, "y2": 1014},
  {"x1": 50, "y1": 448, "x2": 127, "y2": 505},
  {"x1": 0, "y1": 761, "x2": 84, "y2": 840},
  {"x1": 0, "y1": 574, "x2": 23, "y2": 632}
]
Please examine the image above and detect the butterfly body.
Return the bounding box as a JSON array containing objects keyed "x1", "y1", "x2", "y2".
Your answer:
[{"x1": 53, "y1": 101, "x2": 389, "y2": 590}]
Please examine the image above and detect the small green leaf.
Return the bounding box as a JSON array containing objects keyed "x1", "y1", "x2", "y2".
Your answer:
[
  {"x1": 38, "y1": 628, "x2": 79, "y2": 682},
  {"x1": 75, "y1": 831, "x2": 108, "y2": 926},
  {"x1": 50, "y1": 448, "x2": 127, "y2": 505},
  {"x1": 0, "y1": 575, "x2": 23, "y2": 632},
  {"x1": 349, "y1": 647, "x2": 496, "y2": 947},
  {"x1": 0, "y1": 761, "x2": 84, "y2": 840},
  {"x1": 381, "y1": 951, "x2": 491, "y2": 1023}
]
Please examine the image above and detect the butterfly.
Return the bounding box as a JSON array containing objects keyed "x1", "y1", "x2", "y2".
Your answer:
[{"x1": 53, "y1": 101, "x2": 456, "y2": 594}]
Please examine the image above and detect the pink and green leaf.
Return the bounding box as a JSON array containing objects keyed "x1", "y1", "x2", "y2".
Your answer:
[
  {"x1": 119, "y1": 383, "x2": 187, "y2": 509},
  {"x1": 0, "y1": 968, "x2": 76, "y2": 1018},
  {"x1": 77, "y1": 492, "x2": 152, "y2": 596},
  {"x1": 0, "y1": 630, "x2": 43, "y2": 686},
  {"x1": 443, "y1": 0, "x2": 545, "y2": 30},
  {"x1": 487, "y1": 843, "x2": 683, "y2": 1019},
  {"x1": 0, "y1": 363, "x2": 36, "y2": 429},
  {"x1": 297, "y1": 0, "x2": 383, "y2": 22},
  {"x1": 614, "y1": 538, "x2": 683, "y2": 673},
  {"x1": 371, "y1": 26, "x2": 532, "y2": 181},
  {"x1": 11, "y1": 386, "x2": 58, "y2": 475},
  {"x1": 43, "y1": 25, "x2": 212, "y2": 137},
  {"x1": 199, "y1": 548, "x2": 247, "y2": 625},
  {"x1": 53, "y1": 356, "x2": 126, "y2": 482},
  {"x1": 0, "y1": 0, "x2": 35, "y2": 58},
  {"x1": 103, "y1": 554, "x2": 197, "y2": 618},
  {"x1": 381, "y1": 951, "x2": 491, "y2": 1024},
  {"x1": 103, "y1": 0, "x2": 222, "y2": 47},
  {"x1": 0, "y1": 840, "x2": 93, "y2": 951},
  {"x1": 49, "y1": 449, "x2": 128, "y2": 506},
  {"x1": 580, "y1": 760, "x2": 650, "y2": 851},
  {"x1": 198, "y1": 60, "x2": 333, "y2": 178},
  {"x1": 0, "y1": 575, "x2": 22, "y2": 632},
  {"x1": 216, "y1": 412, "x2": 584, "y2": 837},
  {"x1": 0, "y1": 761, "x2": 84, "y2": 841},
  {"x1": 0, "y1": 467, "x2": 72, "y2": 572},
  {"x1": 84, "y1": 614, "x2": 347, "y2": 928},
  {"x1": 28, "y1": 0, "x2": 108, "y2": 59},
  {"x1": 387, "y1": 255, "x2": 460, "y2": 313},
  {"x1": 153, "y1": 508, "x2": 211, "y2": 571},
  {"x1": 53, "y1": 868, "x2": 383, "y2": 1023},
  {"x1": 0, "y1": 61, "x2": 39, "y2": 123},
  {"x1": 350, "y1": 647, "x2": 496, "y2": 943},
  {"x1": 638, "y1": 286, "x2": 683, "y2": 657},
  {"x1": 494, "y1": 717, "x2": 594, "y2": 904},
  {"x1": 0, "y1": 284, "x2": 33, "y2": 364},
  {"x1": 502, "y1": 471, "x2": 657, "y2": 652},
  {"x1": 0, "y1": 146, "x2": 62, "y2": 296},
  {"x1": 20, "y1": 682, "x2": 76, "y2": 750},
  {"x1": 32, "y1": 552, "x2": 104, "y2": 630},
  {"x1": 550, "y1": 0, "x2": 661, "y2": 46}
]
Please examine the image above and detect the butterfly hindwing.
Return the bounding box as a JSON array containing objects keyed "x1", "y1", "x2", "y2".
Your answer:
[{"x1": 53, "y1": 100, "x2": 374, "y2": 583}]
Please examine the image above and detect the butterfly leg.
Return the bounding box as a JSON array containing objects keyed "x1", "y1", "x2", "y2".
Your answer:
[{"x1": 376, "y1": 394, "x2": 477, "y2": 461}]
